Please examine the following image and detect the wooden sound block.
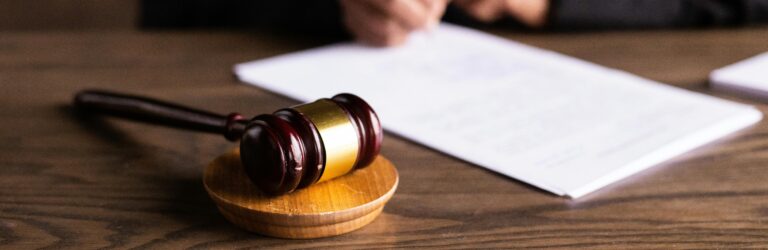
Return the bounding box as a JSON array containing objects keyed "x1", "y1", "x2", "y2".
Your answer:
[{"x1": 203, "y1": 149, "x2": 399, "y2": 239}]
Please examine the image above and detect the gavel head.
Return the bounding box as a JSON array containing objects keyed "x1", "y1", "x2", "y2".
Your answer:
[{"x1": 239, "y1": 93, "x2": 383, "y2": 195}]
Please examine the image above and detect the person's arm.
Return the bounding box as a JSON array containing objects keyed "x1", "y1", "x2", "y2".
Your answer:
[{"x1": 452, "y1": 0, "x2": 768, "y2": 30}]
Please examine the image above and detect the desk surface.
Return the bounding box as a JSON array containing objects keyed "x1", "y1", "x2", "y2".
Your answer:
[{"x1": 2, "y1": 27, "x2": 768, "y2": 248}]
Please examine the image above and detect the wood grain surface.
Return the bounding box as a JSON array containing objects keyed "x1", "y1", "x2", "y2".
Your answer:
[
  {"x1": 204, "y1": 149, "x2": 397, "y2": 239},
  {"x1": 1, "y1": 27, "x2": 768, "y2": 248},
  {"x1": 0, "y1": 0, "x2": 137, "y2": 31}
]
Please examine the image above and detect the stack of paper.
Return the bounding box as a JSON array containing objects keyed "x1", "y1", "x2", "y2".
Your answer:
[
  {"x1": 235, "y1": 24, "x2": 762, "y2": 198},
  {"x1": 711, "y1": 52, "x2": 768, "y2": 100}
]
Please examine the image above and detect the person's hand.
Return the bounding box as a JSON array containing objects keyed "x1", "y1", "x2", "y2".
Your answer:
[
  {"x1": 340, "y1": 0, "x2": 448, "y2": 47},
  {"x1": 453, "y1": 0, "x2": 549, "y2": 28}
]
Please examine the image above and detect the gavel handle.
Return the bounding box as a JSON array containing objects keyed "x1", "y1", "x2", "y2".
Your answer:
[{"x1": 73, "y1": 89, "x2": 247, "y2": 141}]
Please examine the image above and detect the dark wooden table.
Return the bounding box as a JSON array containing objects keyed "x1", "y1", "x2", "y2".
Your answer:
[{"x1": 2, "y1": 27, "x2": 768, "y2": 248}]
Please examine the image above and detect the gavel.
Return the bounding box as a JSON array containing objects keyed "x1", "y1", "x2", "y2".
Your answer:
[{"x1": 73, "y1": 90, "x2": 383, "y2": 195}]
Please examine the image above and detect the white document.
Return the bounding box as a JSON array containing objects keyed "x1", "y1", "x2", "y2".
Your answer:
[
  {"x1": 711, "y1": 52, "x2": 768, "y2": 100},
  {"x1": 235, "y1": 24, "x2": 762, "y2": 198}
]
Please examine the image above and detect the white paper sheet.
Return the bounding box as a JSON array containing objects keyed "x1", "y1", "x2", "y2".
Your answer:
[
  {"x1": 711, "y1": 52, "x2": 768, "y2": 100},
  {"x1": 235, "y1": 24, "x2": 762, "y2": 198}
]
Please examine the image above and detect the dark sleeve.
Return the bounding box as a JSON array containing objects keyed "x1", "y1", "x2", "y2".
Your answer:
[
  {"x1": 547, "y1": 0, "x2": 768, "y2": 30},
  {"x1": 140, "y1": 0, "x2": 345, "y2": 35}
]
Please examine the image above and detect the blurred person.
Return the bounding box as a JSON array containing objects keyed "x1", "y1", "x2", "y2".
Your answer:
[
  {"x1": 343, "y1": 0, "x2": 768, "y2": 46},
  {"x1": 142, "y1": 0, "x2": 768, "y2": 46}
]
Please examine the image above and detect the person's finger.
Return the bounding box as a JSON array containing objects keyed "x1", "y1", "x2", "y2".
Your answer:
[
  {"x1": 362, "y1": 0, "x2": 432, "y2": 30},
  {"x1": 421, "y1": 0, "x2": 448, "y2": 29},
  {"x1": 454, "y1": 0, "x2": 506, "y2": 23},
  {"x1": 505, "y1": 0, "x2": 549, "y2": 27},
  {"x1": 472, "y1": 1, "x2": 505, "y2": 22},
  {"x1": 342, "y1": 0, "x2": 409, "y2": 46}
]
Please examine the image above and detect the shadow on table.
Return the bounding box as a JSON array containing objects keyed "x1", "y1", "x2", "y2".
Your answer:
[{"x1": 62, "y1": 104, "x2": 273, "y2": 244}]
